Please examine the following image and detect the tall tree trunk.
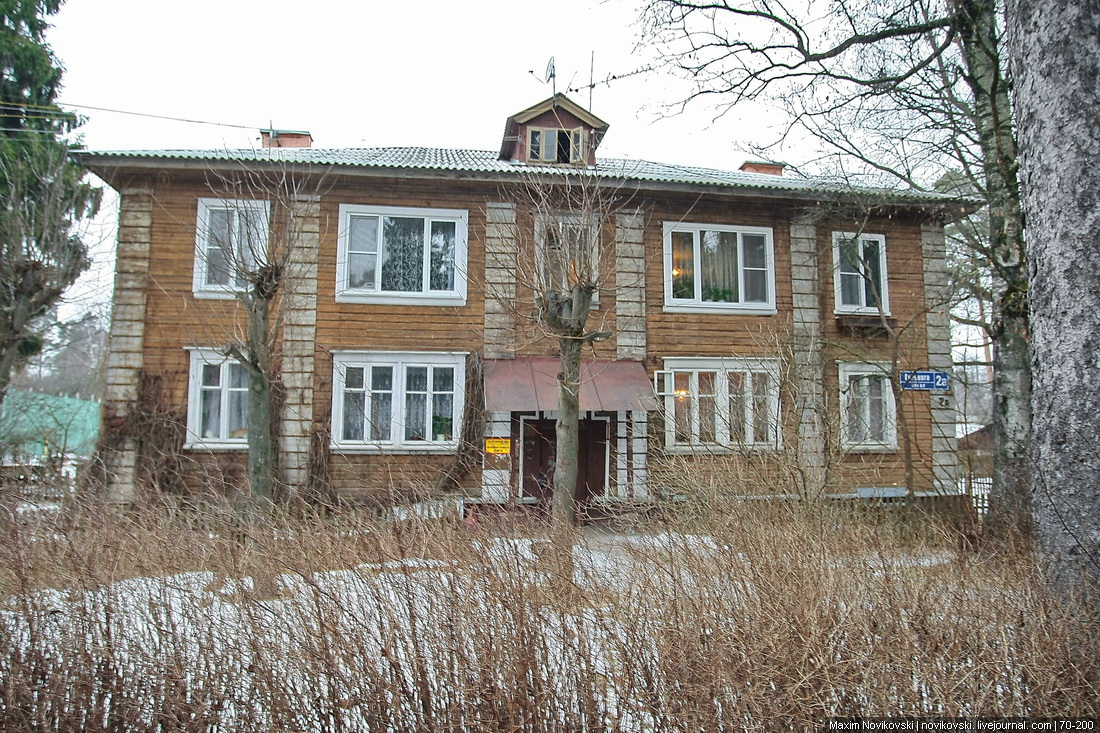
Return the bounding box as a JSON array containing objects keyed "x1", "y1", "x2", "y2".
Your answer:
[
  {"x1": 553, "y1": 334, "x2": 583, "y2": 527},
  {"x1": 989, "y1": 305, "x2": 1030, "y2": 533},
  {"x1": 1007, "y1": 0, "x2": 1100, "y2": 597},
  {"x1": 244, "y1": 294, "x2": 275, "y2": 504},
  {"x1": 957, "y1": 0, "x2": 1032, "y2": 535}
]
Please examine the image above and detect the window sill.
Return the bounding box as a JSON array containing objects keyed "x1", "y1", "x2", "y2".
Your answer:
[
  {"x1": 834, "y1": 307, "x2": 893, "y2": 318},
  {"x1": 663, "y1": 302, "x2": 777, "y2": 316},
  {"x1": 842, "y1": 444, "x2": 899, "y2": 454},
  {"x1": 336, "y1": 291, "x2": 467, "y2": 307},
  {"x1": 663, "y1": 443, "x2": 781, "y2": 455},
  {"x1": 330, "y1": 443, "x2": 459, "y2": 455},
  {"x1": 193, "y1": 289, "x2": 244, "y2": 301},
  {"x1": 184, "y1": 441, "x2": 248, "y2": 451}
]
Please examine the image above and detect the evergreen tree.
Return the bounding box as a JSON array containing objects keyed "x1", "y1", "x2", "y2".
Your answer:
[{"x1": 0, "y1": 0, "x2": 99, "y2": 409}]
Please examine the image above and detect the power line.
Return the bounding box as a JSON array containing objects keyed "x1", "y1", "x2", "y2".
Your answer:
[
  {"x1": 0, "y1": 126, "x2": 68, "y2": 135},
  {"x1": 57, "y1": 102, "x2": 256, "y2": 130},
  {"x1": 1, "y1": 99, "x2": 256, "y2": 130}
]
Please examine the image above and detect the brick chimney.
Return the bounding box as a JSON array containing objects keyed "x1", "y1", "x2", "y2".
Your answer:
[
  {"x1": 739, "y1": 160, "x2": 786, "y2": 176},
  {"x1": 260, "y1": 129, "x2": 313, "y2": 148}
]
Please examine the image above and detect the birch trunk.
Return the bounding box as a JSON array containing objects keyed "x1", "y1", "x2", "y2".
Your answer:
[
  {"x1": 957, "y1": 0, "x2": 1032, "y2": 535},
  {"x1": 1007, "y1": 0, "x2": 1100, "y2": 596}
]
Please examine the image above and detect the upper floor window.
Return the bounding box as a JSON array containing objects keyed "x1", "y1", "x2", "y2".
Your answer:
[
  {"x1": 193, "y1": 198, "x2": 269, "y2": 298},
  {"x1": 534, "y1": 212, "x2": 601, "y2": 306},
  {"x1": 332, "y1": 351, "x2": 466, "y2": 452},
  {"x1": 655, "y1": 358, "x2": 781, "y2": 451},
  {"x1": 186, "y1": 349, "x2": 249, "y2": 448},
  {"x1": 337, "y1": 205, "x2": 468, "y2": 305},
  {"x1": 528, "y1": 127, "x2": 585, "y2": 164},
  {"x1": 663, "y1": 223, "x2": 775, "y2": 313},
  {"x1": 833, "y1": 232, "x2": 889, "y2": 315},
  {"x1": 838, "y1": 362, "x2": 896, "y2": 451}
]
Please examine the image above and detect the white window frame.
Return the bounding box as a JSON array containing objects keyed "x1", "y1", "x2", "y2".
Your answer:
[
  {"x1": 534, "y1": 212, "x2": 601, "y2": 308},
  {"x1": 833, "y1": 232, "x2": 890, "y2": 315},
  {"x1": 193, "y1": 198, "x2": 270, "y2": 299},
  {"x1": 336, "y1": 205, "x2": 468, "y2": 306},
  {"x1": 331, "y1": 351, "x2": 466, "y2": 453},
  {"x1": 838, "y1": 362, "x2": 897, "y2": 452},
  {"x1": 662, "y1": 222, "x2": 776, "y2": 314},
  {"x1": 655, "y1": 357, "x2": 782, "y2": 453},
  {"x1": 528, "y1": 127, "x2": 585, "y2": 164},
  {"x1": 185, "y1": 348, "x2": 250, "y2": 450}
]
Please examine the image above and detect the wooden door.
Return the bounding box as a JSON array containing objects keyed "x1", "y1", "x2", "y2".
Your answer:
[
  {"x1": 521, "y1": 420, "x2": 556, "y2": 502},
  {"x1": 521, "y1": 418, "x2": 608, "y2": 510}
]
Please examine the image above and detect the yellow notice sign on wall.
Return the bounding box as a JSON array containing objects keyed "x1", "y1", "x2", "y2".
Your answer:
[{"x1": 485, "y1": 438, "x2": 512, "y2": 454}]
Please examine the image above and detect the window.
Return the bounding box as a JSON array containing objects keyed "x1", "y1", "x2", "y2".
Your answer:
[
  {"x1": 193, "y1": 198, "x2": 269, "y2": 297},
  {"x1": 839, "y1": 363, "x2": 896, "y2": 450},
  {"x1": 833, "y1": 232, "x2": 889, "y2": 314},
  {"x1": 186, "y1": 349, "x2": 249, "y2": 447},
  {"x1": 655, "y1": 358, "x2": 781, "y2": 450},
  {"x1": 534, "y1": 212, "x2": 601, "y2": 305},
  {"x1": 336, "y1": 205, "x2": 468, "y2": 305},
  {"x1": 332, "y1": 352, "x2": 466, "y2": 451},
  {"x1": 663, "y1": 223, "x2": 775, "y2": 312},
  {"x1": 528, "y1": 127, "x2": 585, "y2": 164}
]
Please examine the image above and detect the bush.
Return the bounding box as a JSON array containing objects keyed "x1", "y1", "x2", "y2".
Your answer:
[{"x1": 0, "y1": 490, "x2": 1095, "y2": 730}]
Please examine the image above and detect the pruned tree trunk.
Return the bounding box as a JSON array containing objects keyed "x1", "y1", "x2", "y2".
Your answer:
[
  {"x1": 548, "y1": 285, "x2": 596, "y2": 599},
  {"x1": 245, "y1": 294, "x2": 275, "y2": 504},
  {"x1": 1007, "y1": 0, "x2": 1100, "y2": 599},
  {"x1": 230, "y1": 265, "x2": 280, "y2": 506},
  {"x1": 552, "y1": 333, "x2": 583, "y2": 527}
]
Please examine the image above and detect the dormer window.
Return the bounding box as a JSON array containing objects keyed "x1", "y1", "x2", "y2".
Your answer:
[{"x1": 529, "y1": 128, "x2": 584, "y2": 164}]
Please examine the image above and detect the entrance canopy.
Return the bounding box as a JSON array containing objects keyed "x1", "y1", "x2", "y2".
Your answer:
[{"x1": 484, "y1": 357, "x2": 658, "y2": 413}]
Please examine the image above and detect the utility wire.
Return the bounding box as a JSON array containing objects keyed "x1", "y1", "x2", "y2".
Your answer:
[
  {"x1": 57, "y1": 102, "x2": 256, "y2": 130},
  {"x1": 1, "y1": 99, "x2": 255, "y2": 130}
]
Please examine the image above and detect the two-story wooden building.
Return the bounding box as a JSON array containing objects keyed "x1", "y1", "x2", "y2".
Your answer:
[{"x1": 77, "y1": 94, "x2": 968, "y2": 510}]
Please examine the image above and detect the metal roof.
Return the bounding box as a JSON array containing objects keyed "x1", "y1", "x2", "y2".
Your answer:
[{"x1": 74, "y1": 146, "x2": 971, "y2": 208}]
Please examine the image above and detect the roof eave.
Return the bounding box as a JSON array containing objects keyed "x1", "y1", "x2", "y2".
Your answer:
[{"x1": 71, "y1": 152, "x2": 979, "y2": 219}]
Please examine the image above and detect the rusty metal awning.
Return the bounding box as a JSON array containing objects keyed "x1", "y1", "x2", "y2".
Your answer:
[{"x1": 484, "y1": 357, "x2": 658, "y2": 413}]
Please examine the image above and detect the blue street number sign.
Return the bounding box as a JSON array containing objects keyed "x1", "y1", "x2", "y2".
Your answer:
[{"x1": 899, "y1": 370, "x2": 950, "y2": 391}]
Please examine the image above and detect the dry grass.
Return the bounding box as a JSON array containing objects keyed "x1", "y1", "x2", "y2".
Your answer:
[{"x1": 0, "y1": 489, "x2": 1096, "y2": 731}]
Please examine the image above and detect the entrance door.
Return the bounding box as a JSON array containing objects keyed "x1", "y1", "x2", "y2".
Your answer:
[{"x1": 521, "y1": 418, "x2": 608, "y2": 513}]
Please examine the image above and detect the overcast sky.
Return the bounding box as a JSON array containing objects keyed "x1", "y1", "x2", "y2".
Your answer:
[{"x1": 44, "y1": 0, "x2": 790, "y2": 315}]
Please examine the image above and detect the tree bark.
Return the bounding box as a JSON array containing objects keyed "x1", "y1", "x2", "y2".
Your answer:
[
  {"x1": 246, "y1": 293, "x2": 275, "y2": 504},
  {"x1": 1007, "y1": 0, "x2": 1100, "y2": 597},
  {"x1": 553, "y1": 333, "x2": 583, "y2": 527}
]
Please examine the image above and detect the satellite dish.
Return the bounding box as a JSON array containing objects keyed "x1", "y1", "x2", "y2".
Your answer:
[{"x1": 545, "y1": 57, "x2": 556, "y2": 83}]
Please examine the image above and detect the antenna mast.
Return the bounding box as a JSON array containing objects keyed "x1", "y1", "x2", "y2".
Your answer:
[{"x1": 589, "y1": 51, "x2": 595, "y2": 109}]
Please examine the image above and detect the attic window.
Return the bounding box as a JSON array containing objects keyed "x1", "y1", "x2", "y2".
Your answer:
[{"x1": 529, "y1": 128, "x2": 584, "y2": 164}]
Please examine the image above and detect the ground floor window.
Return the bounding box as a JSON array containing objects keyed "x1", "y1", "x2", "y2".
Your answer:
[
  {"x1": 838, "y1": 362, "x2": 897, "y2": 451},
  {"x1": 332, "y1": 351, "x2": 466, "y2": 451},
  {"x1": 186, "y1": 349, "x2": 249, "y2": 448},
  {"x1": 655, "y1": 358, "x2": 781, "y2": 450}
]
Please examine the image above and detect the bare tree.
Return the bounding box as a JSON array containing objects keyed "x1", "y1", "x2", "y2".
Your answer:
[
  {"x1": 194, "y1": 165, "x2": 324, "y2": 505},
  {"x1": 640, "y1": 0, "x2": 1029, "y2": 531},
  {"x1": 1007, "y1": 0, "x2": 1100, "y2": 597},
  {"x1": 503, "y1": 170, "x2": 628, "y2": 530}
]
